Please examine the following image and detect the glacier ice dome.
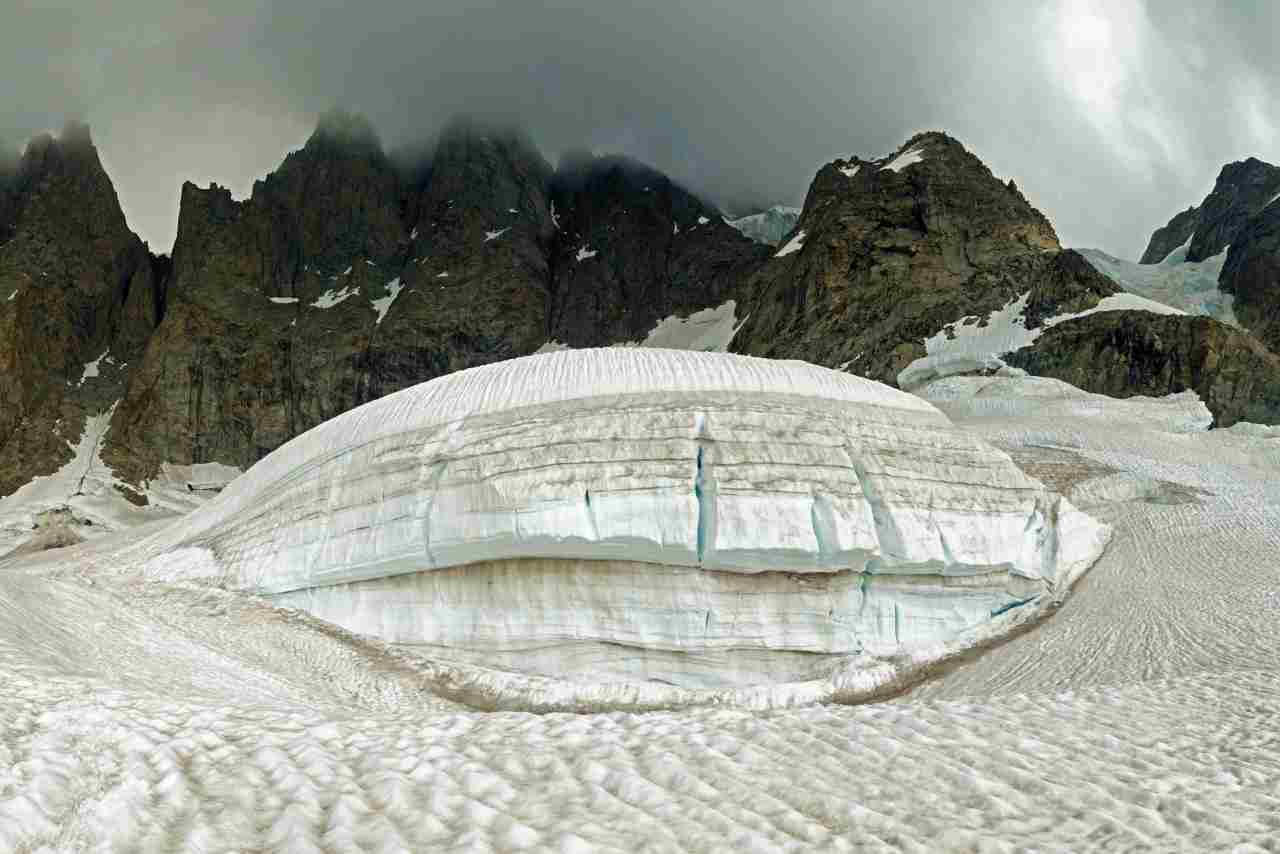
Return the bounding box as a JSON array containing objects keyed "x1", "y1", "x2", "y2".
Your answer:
[{"x1": 153, "y1": 348, "x2": 1109, "y2": 692}]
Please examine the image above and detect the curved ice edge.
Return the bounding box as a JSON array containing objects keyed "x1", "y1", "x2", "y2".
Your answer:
[{"x1": 256, "y1": 517, "x2": 1112, "y2": 715}]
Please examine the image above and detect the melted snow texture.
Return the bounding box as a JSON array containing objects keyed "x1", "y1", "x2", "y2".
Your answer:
[
  {"x1": 898, "y1": 290, "x2": 1186, "y2": 389},
  {"x1": 1, "y1": 373, "x2": 1278, "y2": 849},
  {"x1": 132, "y1": 349, "x2": 1105, "y2": 689}
]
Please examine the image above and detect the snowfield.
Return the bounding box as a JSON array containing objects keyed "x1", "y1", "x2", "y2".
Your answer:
[{"x1": 2, "y1": 354, "x2": 1280, "y2": 850}]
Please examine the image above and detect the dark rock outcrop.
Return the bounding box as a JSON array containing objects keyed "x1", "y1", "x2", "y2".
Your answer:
[
  {"x1": 1142, "y1": 158, "x2": 1280, "y2": 265},
  {"x1": 1139, "y1": 205, "x2": 1200, "y2": 264},
  {"x1": 0, "y1": 123, "x2": 162, "y2": 496},
  {"x1": 546, "y1": 153, "x2": 768, "y2": 347},
  {"x1": 1219, "y1": 200, "x2": 1280, "y2": 352},
  {"x1": 1006, "y1": 311, "x2": 1280, "y2": 427},
  {"x1": 731, "y1": 132, "x2": 1118, "y2": 385}
]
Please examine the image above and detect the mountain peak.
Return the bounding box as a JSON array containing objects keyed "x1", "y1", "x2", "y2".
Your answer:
[{"x1": 308, "y1": 109, "x2": 383, "y2": 154}]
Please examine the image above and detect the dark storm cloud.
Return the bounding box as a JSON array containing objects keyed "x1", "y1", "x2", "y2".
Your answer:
[{"x1": 1, "y1": 0, "x2": 1276, "y2": 257}]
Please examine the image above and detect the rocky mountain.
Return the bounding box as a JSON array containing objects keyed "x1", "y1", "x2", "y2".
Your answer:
[
  {"x1": 1141, "y1": 158, "x2": 1280, "y2": 264},
  {"x1": 731, "y1": 132, "x2": 1120, "y2": 385},
  {"x1": 100, "y1": 115, "x2": 766, "y2": 488},
  {"x1": 0, "y1": 123, "x2": 162, "y2": 497},
  {"x1": 545, "y1": 153, "x2": 768, "y2": 348},
  {"x1": 6, "y1": 116, "x2": 1280, "y2": 517},
  {"x1": 1219, "y1": 198, "x2": 1280, "y2": 352},
  {"x1": 1137, "y1": 156, "x2": 1280, "y2": 355},
  {"x1": 1138, "y1": 205, "x2": 1201, "y2": 265},
  {"x1": 1006, "y1": 311, "x2": 1280, "y2": 427}
]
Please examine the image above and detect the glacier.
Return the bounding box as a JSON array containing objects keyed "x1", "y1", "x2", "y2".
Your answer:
[
  {"x1": 139, "y1": 348, "x2": 1109, "y2": 690},
  {"x1": 1078, "y1": 241, "x2": 1236, "y2": 323},
  {"x1": 726, "y1": 205, "x2": 802, "y2": 246}
]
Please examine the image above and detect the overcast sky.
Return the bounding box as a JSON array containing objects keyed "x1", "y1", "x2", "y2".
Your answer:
[{"x1": 2, "y1": 0, "x2": 1276, "y2": 258}]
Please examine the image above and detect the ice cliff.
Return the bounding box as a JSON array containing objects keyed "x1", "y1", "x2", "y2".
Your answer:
[{"x1": 154, "y1": 349, "x2": 1109, "y2": 689}]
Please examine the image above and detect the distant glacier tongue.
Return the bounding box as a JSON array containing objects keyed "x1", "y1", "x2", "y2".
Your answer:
[{"x1": 164, "y1": 349, "x2": 1108, "y2": 692}]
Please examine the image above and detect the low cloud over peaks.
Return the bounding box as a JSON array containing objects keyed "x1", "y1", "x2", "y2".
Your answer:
[{"x1": 1, "y1": 1, "x2": 1276, "y2": 257}]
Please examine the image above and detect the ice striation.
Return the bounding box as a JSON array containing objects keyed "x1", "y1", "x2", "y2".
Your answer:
[{"x1": 143, "y1": 349, "x2": 1108, "y2": 689}]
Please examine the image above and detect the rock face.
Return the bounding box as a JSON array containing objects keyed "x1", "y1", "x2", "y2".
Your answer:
[
  {"x1": 732, "y1": 132, "x2": 1118, "y2": 385},
  {"x1": 101, "y1": 116, "x2": 765, "y2": 486},
  {"x1": 1219, "y1": 200, "x2": 1280, "y2": 351},
  {"x1": 1138, "y1": 205, "x2": 1201, "y2": 265},
  {"x1": 147, "y1": 349, "x2": 1109, "y2": 690},
  {"x1": 0, "y1": 123, "x2": 161, "y2": 497},
  {"x1": 1005, "y1": 311, "x2": 1280, "y2": 427},
  {"x1": 545, "y1": 154, "x2": 768, "y2": 347},
  {"x1": 1141, "y1": 158, "x2": 1280, "y2": 264}
]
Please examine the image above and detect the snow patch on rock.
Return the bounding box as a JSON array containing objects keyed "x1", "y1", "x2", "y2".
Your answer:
[
  {"x1": 899, "y1": 291, "x2": 1186, "y2": 390},
  {"x1": 775, "y1": 229, "x2": 806, "y2": 257},
  {"x1": 311, "y1": 285, "x2": 359, "y2": 309}
]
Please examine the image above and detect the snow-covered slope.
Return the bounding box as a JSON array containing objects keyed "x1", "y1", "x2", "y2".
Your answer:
[
  {"x1": 1078, "y1": 241, "x2": 1236, "y2": 323},
  {"x1": 898, "y1": 291, "x2": 1185, "y2": 389},
  {"x1": 0, "y1": 406, "x2": 238, "y2": 557},
  {"x1": 117, "y1": 349, "x2": 1107, "y2": 692},
  {"x1": 2, "y1": 369, "x2": 1278, "y2": 850}
]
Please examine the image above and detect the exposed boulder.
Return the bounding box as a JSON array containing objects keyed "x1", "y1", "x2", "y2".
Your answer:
[{"x1": 1005, "y1": 311, "x2": 1280, "y2": 427}]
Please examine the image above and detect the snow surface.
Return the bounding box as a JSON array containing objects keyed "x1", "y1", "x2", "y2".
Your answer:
[
  {"x1": 629, "y1": 300, "x2": 742, "y2": 352},
  {"x1": 77, "y1": 350, "x2": 110, "y2": 385},
  {"x1": 2, "y1": 367, "x2": 1279, "y2": 849},
  {"x1": 106, "y1": 349, "x2": 1106, "y2": 691},
  {"x1": 898, "y1": 290, "x2": 1186, "y2": 389},
  {"x1": 1079, "y1": 243, "x2": 1236, "y2": 323},
  {"x1": 484, "y1": 227, "x2": 510, "y2": 242},
  {"x1": 697, "y1": 216, "x2": 709, "y2": 225},
  {"x1": 268, "y1": 296, "x2": 299, "y2": 305},
  {"x1": 575, "y1": 246, "x2": 597, "y2": 262},
  {"x1": 884, "y1": 147, "x2": 926, "y2": 172},
  {"x1": 370, "y1": 277, "x2": 403, "y2": 325},
  {"x1": 311, "y1": 284, "x2": 359, "y2": 308},
  {"x1": 839, "y1": 163, "x2": 860, "y2": 178},
  {"x1": 774, "y1": 229, "x2": 806, "y2": 257},
  {"x1": 6, "y1": 289, "x2": 16, "y2": 301},
  {"x1": 0, "y1": 408, "x2": 239, "y2": 556}
]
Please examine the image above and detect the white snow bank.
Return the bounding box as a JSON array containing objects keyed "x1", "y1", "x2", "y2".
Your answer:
[
  {"x1": 268, "y1": 296, "x2": 298, "y2": 305},
  {"x1": 484, "y1": 227, "x2": 510, "y2": 242},
  {"x1": 840, "y1": 164, "x2": 860, "y2": 178},
  {"x1": 775, "y1": 229, "x2": 806, "y2": 257},
  {"x1": 899, "y1": 290, "x2": 1186, "y2": 389},
  {"x1": 575, "y1": 246, "x2": 598, "y2": 262}
]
